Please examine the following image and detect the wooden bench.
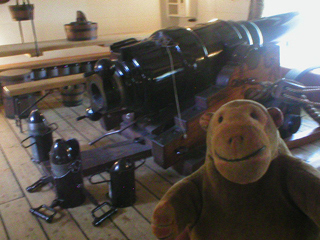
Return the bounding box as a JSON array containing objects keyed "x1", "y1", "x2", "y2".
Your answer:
[{"x1": 3, "y1": 73, "x2": 86, "y2": 97}]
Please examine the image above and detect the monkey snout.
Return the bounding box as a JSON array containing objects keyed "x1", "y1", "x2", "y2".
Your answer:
[
  {"x1": 225, "y1": 134, "x2": 248, "y2": 151},
  {"x1": 228, "y1": 135, "x2": 244, "y2": 145},
  {"x1": 221, "y1": 128, "x2": 259, "y2": 150},
  {"x1": 213, "y1": 125, "x2": 264, "y2": 153}
]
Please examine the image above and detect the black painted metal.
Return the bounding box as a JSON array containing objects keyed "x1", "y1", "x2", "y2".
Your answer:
[{"x1": 87, "y1": 12, "x2": 298, "y2": 118}]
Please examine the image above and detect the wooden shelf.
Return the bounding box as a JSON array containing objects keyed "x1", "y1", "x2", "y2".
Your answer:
[{"x1": 0, "y1": 32, "x2": 151, "y2": 58}]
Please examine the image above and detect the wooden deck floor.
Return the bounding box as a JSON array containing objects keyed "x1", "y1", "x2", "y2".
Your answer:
[{"x1": 0, "y1": 91, "x2": 319, "y2": 240}]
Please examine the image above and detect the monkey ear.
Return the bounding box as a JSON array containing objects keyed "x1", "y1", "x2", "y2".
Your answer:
[
  {"x1": 267, "y1": 107, "x2": 284, "y2": 129},
  {"x1": 199, "y1": 112, "x2": 214, "y2": 131}
]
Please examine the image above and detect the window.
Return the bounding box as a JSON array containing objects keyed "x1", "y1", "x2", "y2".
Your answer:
[{"x1": 263, "y1": 0, "x2": 320, "y2": 70}]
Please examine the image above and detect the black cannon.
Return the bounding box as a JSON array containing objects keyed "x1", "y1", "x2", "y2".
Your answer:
[{"x1": 79, "y1": 12, "x2": 299, "y2": 174}]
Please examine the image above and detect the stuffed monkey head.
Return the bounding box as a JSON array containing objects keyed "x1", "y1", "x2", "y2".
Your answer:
[{"x1": 200, "y1": 100, "x2": 284, "y2": 184}]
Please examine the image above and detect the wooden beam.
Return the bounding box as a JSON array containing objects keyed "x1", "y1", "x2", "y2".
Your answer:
[{"x1": 3, "y1": 73, "x2": 86, "y2": 97}]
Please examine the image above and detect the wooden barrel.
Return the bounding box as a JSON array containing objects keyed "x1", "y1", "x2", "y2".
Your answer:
[
  {"x1": 0, "y1": 69, "x2": 36, "y2": 119},
  {"x1": 9, "y1": 4, "x2": 34, "y2": 21},
  {"x1": 64, "y1": 22, "x2": 97, "y2": 41},
  {"x1": 64, "y1": 11, "x2": 97, "y2": 41},
  {"x1": 61, "y1": 84, "x2": 85, "y2": 107}
]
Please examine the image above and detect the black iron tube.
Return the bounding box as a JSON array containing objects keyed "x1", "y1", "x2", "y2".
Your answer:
[{"x1": 87, "y1": 12, "x2": 298, "y2": 116}]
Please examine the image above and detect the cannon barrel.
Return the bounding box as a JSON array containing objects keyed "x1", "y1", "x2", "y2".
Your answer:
[{"x1": 86, "y1": 12, "x2": 298, "y2": 120}]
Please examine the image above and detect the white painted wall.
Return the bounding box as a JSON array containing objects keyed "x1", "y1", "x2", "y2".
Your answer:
[
  {"x1": 178, "y1": 0, "x2": 250, "y2": 26},
  {"x1": 0, "y1": 0, "x2": 252, "y2": 45},
  {"x1": 0, "y1": 0, "x2": 250, "y2": 65},
  {"x1": 0, "y1": 0, "x2": 161, "y2": 45}
]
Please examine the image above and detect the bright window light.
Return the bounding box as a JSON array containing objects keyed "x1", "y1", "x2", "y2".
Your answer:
[{"x1": 263, "y1": 0, "x2": 320, "y2": 70}]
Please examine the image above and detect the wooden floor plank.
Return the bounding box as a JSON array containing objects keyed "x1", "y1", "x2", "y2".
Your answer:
[
  {"x1": 39, "y1": 92, "x2": 124, "y2": 149},
  {"x1": 301, "y1": 112, "x2": 320, "y2": 129},
  {"x1": 0, "y1": 113, "x2": 46, "y2": 199},
  {"x1": 67, "y1": 177, "x2": 128, "y2": 240},
  {"x1": 48, "y1": 90, "x2": 126, "y2": 144},
  {"x1": 96, "y1": 170, "x2": 158, "y2": 239},
  {"x1": 297, "y1": 142, "x2": 320, "y2": 169},
  {"x1": 1, "y1": 90, "x2": 319, "y2": 240},
  {"x1": 0, "y1": 146, "x2": 24, "y2": 205},
  {"x1": 80, "y1": 172, "x2": 160, "y2": 240},
  {"x1": 134, "y1": 181, "x2": 159, "y2": 222},
  {"x1": 99, "y1": 170, "x2": 160, "y2": 223},
  {"x1": 112, "y1": 207, "x2": 155, "y2": 240},
  {"x1": 0, "y1": 111, "x2": 89, "y2": 240},
  {"x1": 0, "y1": 214, "x2": 9, "y2": 240},
  {"x1": 35, "y1": 94, "x2": 156, "y2": 239},
  {"x1": 69, "y1": 203, "x2": 128, "y2": 240},
  {"x1": 144, "y1": 157, "x2": 184, "y2": 185},
  {"x1": 135, "y1": 164, "x2": 173, "y2": 200},
  {"x1": 0, "y1": 197, "x2": 47, "y2": 240}
]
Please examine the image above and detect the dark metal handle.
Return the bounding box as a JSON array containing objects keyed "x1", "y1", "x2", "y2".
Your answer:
[
  {"x1": 46, "y1": 123, "x2": 59, "y2": 133},
  {"x1": 89, "y1": 120, "x2": 137, "y2": 145},
  {"x1": 76, "y1": 115, "x2": 87, "y2": 121},
  {"x1": 134, "y1": 158, "x2": 146, "y2": 170},
  {"x1": 29, "y1": 205, "x2": 57, "y2": 223},
  {"x1": 21, "y1": 122, "x2": 58, "y2": 148},
  {"x1": 18, "y1": 90, "x2": 53, "y2": 120},
  {"x1": 26, "y1": 176, "x2": 53, "y2": 193},
  {"x1": 91, "y1": 202, "x2": 118, "y2": 226},
  {"x1": 20, "y1": 136, "x2": 35, "y2": 148},
  {"x1": 84, "y1": 71, "x2": 96, "y2": 78}
]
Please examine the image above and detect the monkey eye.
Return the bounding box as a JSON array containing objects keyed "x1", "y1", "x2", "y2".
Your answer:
[
  {"x1": 250, "y1": 112, "x2": 259, "y2": 120},
  {"x1": 218, "y1": 116, "x2": 223, "y2": 123}
]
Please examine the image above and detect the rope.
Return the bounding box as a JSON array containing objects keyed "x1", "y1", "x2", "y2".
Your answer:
[
  {"x1": 244, "y1": 78, "x2": 320, "y2": 126},
  {"x1": 150, "y1": 33, "x2": 187, "y2": 138},
  {"x1": 282, "y1": 94, "x2": 320, "y2": 107},
  {"x1": 165, "y1": 44, "x2": 188, "y2": 139},
  {"x1": 285, "y1": 86, "x2": 320, "y2": 93},
  {"x1": 302, "y1": 99, "x2": 320, "y2": 124},
  {"x1": 26, "y1": 0, "x2": 40, "y2": 56},
  {"x1": 270, "y1": 79, "x2": 320, "y2": 125}
]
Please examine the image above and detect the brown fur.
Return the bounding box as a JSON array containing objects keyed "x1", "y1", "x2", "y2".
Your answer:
[{"x1": 152, "y1": 100, "x2": 320, "y2": 240}]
